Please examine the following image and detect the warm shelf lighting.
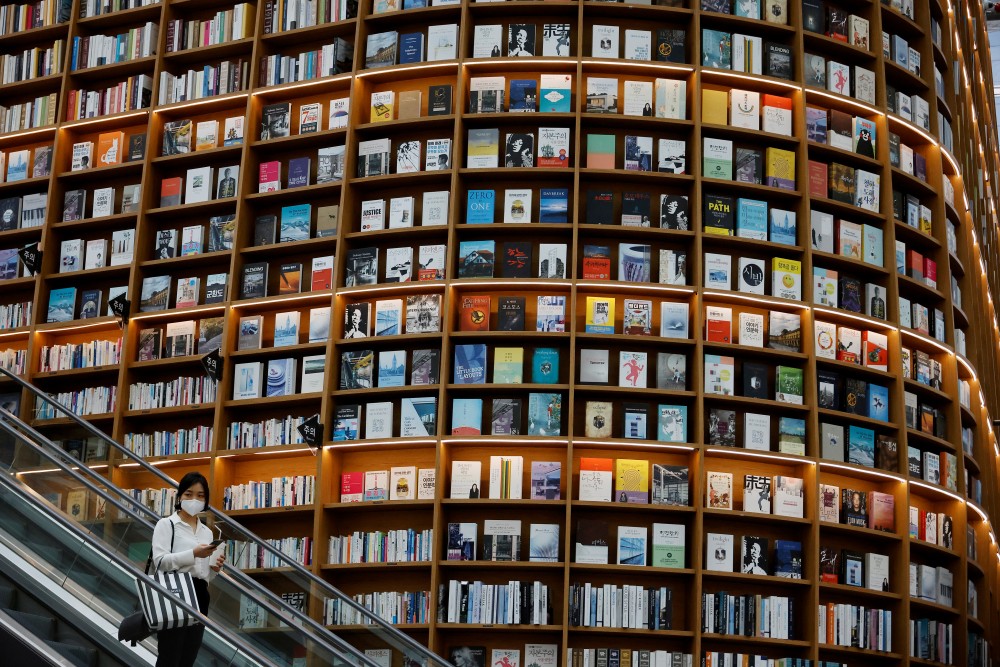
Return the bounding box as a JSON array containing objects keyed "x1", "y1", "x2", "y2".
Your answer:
[
  {"x1": 910, "y1": 480, "x2": 965, "y2": 504},
  {"x1": 707, "y1": 448, "x2": 814, "y2": 465},
  {"x1": 820, "y1": 462, "x2": 902, "y2": 482}
]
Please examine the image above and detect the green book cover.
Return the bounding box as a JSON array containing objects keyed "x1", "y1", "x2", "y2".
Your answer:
[
  {"x1": 651, "y1": 523, "x2": 685, "y2": 568},
  {"x1": 493, "y1": 347, "x2": 524, "y2": 384},
  {"x1": 775, "y1": 365, "x2": 803, "y2": 404}
]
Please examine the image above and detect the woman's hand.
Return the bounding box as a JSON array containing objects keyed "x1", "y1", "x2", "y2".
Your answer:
[
  {"x1": 210, "y1": 551, "x2": 226, "y2": 573},
  {"x1": 193, "y1": 543, "x2": 217, "y2": 558}
]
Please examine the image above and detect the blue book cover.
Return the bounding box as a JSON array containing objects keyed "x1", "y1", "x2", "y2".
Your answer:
[
  {"x1": 466, "y1": 189, "x2": 495, "y2": 223},
  {"x1": 279, "y1": 203, "x2": 311, "y2": 242},
  {"x1": 402, "y1": 0, "x2": 427, "y2": 6},
  {"x1": 539, "y1": 188, "x2": 569, "y2": 223},
  {"x1": 768, "y1": 208, "x2": 797, "y2": 245},
  {"x1": 735, "y1": 198, "x2": 767, "y2": 239},
  {"x1": 847, "y1": 425, "x2": 876, "y2": 467},
  {"x1": 377, "y1": 350, "x2": 406, "y2": 388},
  {"x1": 451, "y1": 398, "x2": 483, "y2": 435},
  {"x1": 398, "y1": 32, "x2": 425, "y2": 64},
  {"x1": 457, "y1": 240, "x2": 495, "y2": 278},
  {"x1": 538, "y1": 75, "x2": 571, "y2": 113},
  {"x1": 527, "y1": 392, "x2": 561, "y2": 436},
  {"x1": 868, "y1": 383, "x2": 889, "y2": 421},
  {"x1": 657, "y1": 405, "x2": 687, "y2": 443},
  {"x1": 535, "y1": 295, "x2": 566, "y2": 332},
  {"x1": 531, "y1": 347, "x2": 560, "y2": 384},
  {"x1": 47, "y1": 287, "x2": 77, "y2": 323},
  {"x1": 6, "y1": 153, "x2": 27, "y2": 181},
  {"x1": 453, "y1": 343, "x2": 487, "y2": 384},
  {"x1": 287, "y1": 157, "x2": 311, "y2": 188},
  {"x1": 266, "y1": 358, "x2": 296, "y2": 397},
  {"x1": 273, "y1": 313, "x2": 299, "y2": 346},
  {"x1": 333, "y1": 405, "x2": 360, "y2": 441},
  {"x1": 509, "y1": 79, "x2": 538, "y2": 112},
  {"x1": 701, "y1": 29, "x2": 731, "y2": 69},
  {"x1": 774, "y1": 539, "x2": 803, "y2": 578},
  {"x1": 805, "y1": 107, "x2": 827, "y2": 143}
]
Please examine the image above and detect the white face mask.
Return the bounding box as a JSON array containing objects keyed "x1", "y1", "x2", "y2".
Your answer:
[{"x1": 180, "y1": 499, "x2": 204, "y2": 516}]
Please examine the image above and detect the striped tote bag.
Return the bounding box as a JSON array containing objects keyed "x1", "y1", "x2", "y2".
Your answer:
[{"x1": 137, "y1": 520, "x2": 201, "y2": 631}]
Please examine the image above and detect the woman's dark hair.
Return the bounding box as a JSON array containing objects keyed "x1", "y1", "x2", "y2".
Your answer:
[{"x1": 175, "y1": 471, "x2": 210, "y2": 512}]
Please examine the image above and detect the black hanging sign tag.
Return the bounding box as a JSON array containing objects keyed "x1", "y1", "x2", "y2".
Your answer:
[
  {"x1": 201, "y1": 348, "x2": 223, "y2": 381},
  {"x1": 298, "y1": 414, "x2": 323, "y2": 448},
  {"x1": 18, "y1": 243, "x2": 41, "y2": 275},
  {"x1": 109, "y1": 294, "x2": 131, "y2": 326}
]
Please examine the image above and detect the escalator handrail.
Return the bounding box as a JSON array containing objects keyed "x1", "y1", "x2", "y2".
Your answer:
[
  {"x1": 0, "y1": 414, "x2": 379, "y2": 667},
  {"x1": 0, "y1": 469, "x2": 284, "y2": 667},
  {"x1": 0, "y1": 368, "x2": 449, "y2": 667}
]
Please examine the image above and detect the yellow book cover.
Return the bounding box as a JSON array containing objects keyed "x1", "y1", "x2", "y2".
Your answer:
[
  {"x1": 195, "y1": 120, "x2": 218, "y2": 151},
  {"x1": 370, "y1": 91, "x2": 395, "y2": 123},
  {"x1": 615, "y1": 458, "x2": 649, "y2": 503},
  {"x1": 701, "y1": 89, "x2": 729, "y2": 125},
  {"x1": 771, "y1": 257, "x2": 802, "y2": 300},
  {"x1": 96, "y1": 130, "x2": 124, "y2": 167},
  {"x1": 397, "y1": 90, "x2": 422, "y2": 120},
  {"x1": 585, "y1": 296, "x2": 615, "y2": 334},
  {"x1": 66, "y1": 489, "x2": 90, "y2": 521},
  {"x1": 765, "y1": 146, "x2": 795, "y2": 190},
  {"x1": 492, "y1": 347, "x2": 524, "y2": 384}
]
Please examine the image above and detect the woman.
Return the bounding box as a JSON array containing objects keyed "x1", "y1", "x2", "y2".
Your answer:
[{"x1": 153, "y1": 472, "x2": 225, "y2": 667}]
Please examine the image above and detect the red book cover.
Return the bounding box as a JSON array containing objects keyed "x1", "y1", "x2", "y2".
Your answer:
[
  {"x1": 907, "y1": 250, "x2": 923, "y2": 280},
  {"x1": 312, "y1": 266, "x2": 332, "y2": 290},
  {"x1": 582, "y1": 256, "x2": 611, "y2": 279},
  {"x1": 923, "y1": 257, "x2": 937, "y2": 286},
  {"x1": 258, "y1": 160, "x2": 281, "y2": 192},
  {"x1": 459, "y1": 295, "x2": 491, "y2": 331},
  {"x1": 861, "y1": 331, "x2": 888, "y2": 370},
  {"x1": 705, "y1": 318, "x2": 731, "y2": 343},
  {"x1": 159, "y1": 176, "x2": 183, "y2": 207},
  {"x1": 808, "y1": 160, "x2": 828, "y2": 198},
  {"x1": 867, "y1": 490, "x2": 895, "y2": 532},
  {"x1": 340, "y1": 471, "x2": 363, "y2": 502}
]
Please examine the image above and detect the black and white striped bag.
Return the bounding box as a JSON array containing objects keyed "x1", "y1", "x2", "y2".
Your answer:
[{"x1": 137, "y1": 521, "x2": 201, "y2": 631}]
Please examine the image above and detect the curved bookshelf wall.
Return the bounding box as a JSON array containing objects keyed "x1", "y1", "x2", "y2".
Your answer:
[{"x1": 2, "y1": 0, "x2": 1000, "y2": 664}]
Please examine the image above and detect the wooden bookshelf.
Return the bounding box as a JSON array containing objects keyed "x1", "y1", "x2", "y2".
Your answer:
[{"x1": 1, "y1": 0, "x2": 1000, "y2": 664}]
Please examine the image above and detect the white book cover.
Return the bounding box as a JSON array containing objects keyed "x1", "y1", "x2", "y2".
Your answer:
[
  {"x1": 450, "y1": 460, "x2": 482, "y2": 498},
  {"x1": 91, "y1": 187, "x2": 114, "y2": 218},
  {"x1": 578, "y1": 462, "x2": 612, "y2": 502},
  {"x1": 84, "y1": 239, "x2": 107, "y2": 270},
  {"x1": 308, "y1": 307, "x2": 331, "y2": 343},
  {"x1": 300, "y1": 354, "x2": 325, "y2": 393},
  {"x1": 810, "y1": 210, "x2": 835, "y2": 252},
  {"x1": 59, "y1": 239, "x2": 83, "y2": 273},
  {"x1": 384, "y1": 247, "x2": 413, "y2": 283},
  {"x1": 388, "y1": 196, "x2": 415, "y2": 229},
  {"x1": 654, "y1": 78, "x2": 687, "y2": 120},
  {"x1": 233, "y1": 361, "x2": 263, "y2": 399},
  {"x1": 622, "y1": 80, "x2": 653, "y2": 116},
  {"x1": 591, "y1": 25, "x2": 620, "y2": 58},
  {"x1": 364, "y1": 401, "x2": 394, "y2": 439},
  {"x1": 744, "y1": 413, "x2": 771, "y2": 450},
  {"x1": 364, "y1": 470, "x2": 389, "y2": 501},
  {"x1": 425, "y1": 138, "x2": 451, "y2": 171},
  {"x1": 389, "y1": 466, "x2": 416, "y2": 500},
  {"x1": 426, "y1": 24, "x2": 458, "y2": 61},
  {"x1": 731, "y1": 33, "x2": 762, "y2": 73},
  {"x1": 659, "y1": 302, "x2": 689, "y2": 338},
  {"x1": 417, "y1": 468, "x2": 436, "y2": 499},
  {"x1": 762, "y1": 103, "x2": 792, "y2": 136},
  {"x1": 738, "y1": 312, "x2": 765, "y2": 347},
  {"x1": 360, "y1": 199, "x2": 386, "y2": 232},
  {"x1": 396, "y1": 140, "x2": 421, "y2": 174},
  {"x1": 703, "y1": 252, "x2": 732, "y2": 289},
  {"x1": 488, "y1": 455, "x2": 524, "y2": 499},
  {"x1": 729, "y1": 89, "x2": 760, "y2": 129},
  {"x1": 706, "y1": 533, "x2": 734, "y2": 571},
  {"x1": 110, "y1": 229, "x2": 134, "y2": 266},
  {"x1": 421, "y1": 191, "x2": 449, "y2": 226},
  {"x1": 623, "y1": 29, "x2": 651, "y2": 60},
  {"x1": 503, "y1": 188, "x2": 532, "y2": 224},
  {"x1": 618, "y1": 351, "x2": 648, "y2": 388},
  {"x1": 537, "y1": 243, "x2": 566, "y2": 279},
  {"x1": 400, "y1": 397, "x2": 435, "y2": 437},
  {"x1": 617, "y1": 525, "x2": 648, "y2": 566},
  {"x1": 184, "y1": 166, "x2": 214, "y2": 204},
  {"x1": 473, "y1": 24, "x2": 502, "y2": 58},
  {"x1": 579, "y1": 349, "x2": 610, "y2": 384},
  {"x1": 814, "y1": 321, "x2": 836, "y2": 359},
  {"x1": 328, "y1": 97, "x2": 350, "y2": 129}
]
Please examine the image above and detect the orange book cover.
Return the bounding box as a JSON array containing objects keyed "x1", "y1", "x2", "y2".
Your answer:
[
  {"x1": 761, "y1": 94, "x2": 792, "y2": 110},
  {"x1": 705, "y1": 318, "x2": 731, "y2": 343},
  {"x1": 96, "y1": 130, "x2": 125, "y2": 167},
  {"x1": 867, "y1": 490, "x2": 894, "y2": 532},
  {"x1": 459, "y1": 295, "x2": 490, "y2": 331},
  {"x1": 159, "y1": 176, "x2": 183, "y2": 207}
]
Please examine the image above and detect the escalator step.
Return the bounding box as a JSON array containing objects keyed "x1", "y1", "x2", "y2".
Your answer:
[
  {"x1": 0, "y1": 585, "x2": 15, "y2": 607},
  {"x1": 3, "y1": 608, "x2": 55, "y2": 639},
  {"x1": 44, "y1": 639, "x2": 98, "y2": 667}
]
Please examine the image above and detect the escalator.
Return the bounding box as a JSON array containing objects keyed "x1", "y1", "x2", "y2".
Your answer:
[{"x1": 0, "y1": 368, "x2": 451, "y2": 667}]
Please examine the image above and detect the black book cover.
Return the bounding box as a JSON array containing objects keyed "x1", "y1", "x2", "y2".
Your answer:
[
  {"x1": 827, "y1": 9, "x2": 847, "y2": 39},
  {"x1": 260, "y1": 102, "x2": 291, "y2": 140},
  {"x1": 659, "y1": 194, "x2": 689, "y2": 229},
  {"x1": 841, "y1": 490, "x2": 867, "y2": 527},
  {"x1": 816, "y1": 369, "x2": 840, "y2": 410},
  {"x1": 843, "y1": 378, "x2": 868, "y2": 416},
  {"x1": 429, "y1": 84, "x2": 453, "y2": 115},
  {"x1": 703, "y1": 194, "x2": 734, "y2": 234},
  {"x1": 586, "y1": 190, "x2": 614, "y2": 225},
  {"x1": 411, "y1": 348, "x2": 440, "y2": 385},
  {"x1": 888, "y1": 133, "x2": 901, "y2": 168},
  {"x1": 765, "y1": 42, "x2": 792, "y2": 79},
  {"x1": 500, "y1": 242, "x2": 532, "y2": 278},
  {"x1": 656, "y1": 29, "x2": 686, "y2": 63},
  {"x1": 735, "y1": 148, "x2": 762, "y2": 184},
  {"x1": 240, "y1": 262, "x2": 268, "y2": 299},
  {"x1": 497, "y1": 296, "x2": 525, "y2": 331},
  {"x1": 802, "y1": 0, "x2": 825, "y2": 32},
  {"x1": 908, "y1": 447, "x2": 922, "y2": 477},
  {"x1": 345, "y1": 247, "x2": 379, "y2": 286},
  {"x1": 838, "y1": 277, "x2": 862, "y2": 313},
  {"x1": 621, "y1": 192, "x2": 651, "y2": 226},
  {"x1": 742, "y1": 362, "x2": 769, "y2": 399},
  {"x1": 0, "y1": 197, "x2": 19, "y2": 231},
  {"x1": 707, "y1": 408, "x2": 736, "y2": 447},
  {"x1": 892, "y1": 190, "x2": 904, "y2": 220},
  {"x1": 254, "y1": 214, "x2": 277, "y2": 246},
  {"x1": 127, "y1": 133, "x2": 146, "y2": 162}
]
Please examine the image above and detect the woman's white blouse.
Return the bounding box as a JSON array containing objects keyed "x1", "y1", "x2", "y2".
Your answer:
[{"x1": 152, "y1": 512, "x2": 222, "y2": 581}]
